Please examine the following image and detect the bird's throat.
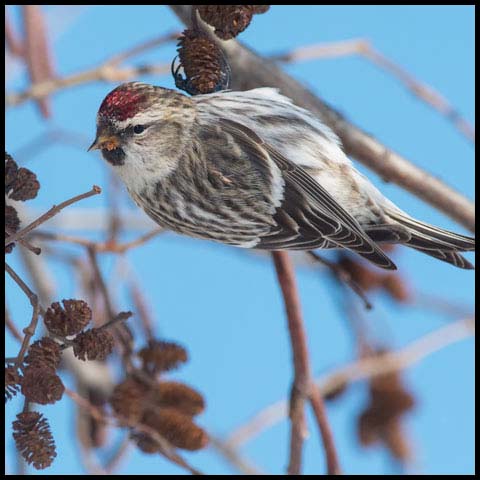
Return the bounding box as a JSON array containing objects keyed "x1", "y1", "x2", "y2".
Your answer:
[{"x1": 101, "y1": 147, "x2": 125, "y2": 166}]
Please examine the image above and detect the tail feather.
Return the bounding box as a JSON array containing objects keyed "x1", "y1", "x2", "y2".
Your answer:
[
  {"x1": 384, "y1": 209, "x2": 475, "y2": 270},
  {"x1": 387, "y1": 210, "x2": 475, "y2": 251},
  {"x1": 408, "y1": 244, "x2": 474, "y2": 269}
]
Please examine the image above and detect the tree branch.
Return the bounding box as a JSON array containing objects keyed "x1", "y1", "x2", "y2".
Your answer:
[
  {"x1": 272, "y1": 251, "x2": 341, "y2": 475},
  {"x1": 5, "y1": 185, "x2": 102, "y2": 247},
  {"x1": 5, "y1": 32, "x2": 178, "y2": 107}
]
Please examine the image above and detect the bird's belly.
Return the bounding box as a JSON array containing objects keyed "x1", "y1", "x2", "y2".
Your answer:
[{"x1": 132, "y1": 186, "x2": 269, "y2": 248}]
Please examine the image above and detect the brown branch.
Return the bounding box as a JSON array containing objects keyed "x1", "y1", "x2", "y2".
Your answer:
[
  {"x1": 30, "y1": 227, "x2": 164, "y2": 253},
  {"x1": 5, "y1": 8, "x2": 24, "y2": 57},
  {"x1": 170, "y1": 5, "x2": 474, "y2": 233},
  {"x1": 208, "y1": 435, "x2": 265, "y2": 475},
  {"x1": 5, "y1": 303, "x2": 23, "y2": 343},
  {"x1": 5, "y1": 185, "x2": 101, "y2": 247},
  {"x1": 21, "y1": 5, "x2": 55, "y2": 117},
  {"x1": 273, "y1": 39, "x2": 474, "y2": 143},
  {"x1": 86, "y1": 247, "x2": 134, "y2": 362},
  {"x1": 272, "y1": 251, "x2": 341, "y2": 475},
  {"x1": 128, "y1": 279, "x2": 155, "y2": 342},
  {"x1": 5, "y1": 227, "x2": 41, "y2": 255},
  {"x1": 5, "y1": 31, "x2": 178, "y2": 107},
  {"x1": 5, "y1": 262, "x2": 43, "y2": 365},
  {"x1": 308, "y1": 386, "x2": 340, "y2": 475},
  {"x1": 226, "y1": 317, "x2": 474, "y2": 448},
  {"x1": 308, "y1": 251, "x2": 372, "y2": 310},
  {"x1": 104, "y1": 436, "x2": 131, "y2": 475}
]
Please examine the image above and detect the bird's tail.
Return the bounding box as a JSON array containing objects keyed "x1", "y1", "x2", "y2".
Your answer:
[{"x1": 385, "y1": 210, "x2": 475, "y2": 269}]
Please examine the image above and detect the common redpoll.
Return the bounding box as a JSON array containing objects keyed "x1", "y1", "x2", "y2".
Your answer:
[{"x1": 89, "y1": 82, "x2": 475, "y2": 270}]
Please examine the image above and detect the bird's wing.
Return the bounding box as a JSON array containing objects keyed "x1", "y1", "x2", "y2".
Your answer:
[{"x1": 215, "y1": 118, "x2": 396, "y2": 270}]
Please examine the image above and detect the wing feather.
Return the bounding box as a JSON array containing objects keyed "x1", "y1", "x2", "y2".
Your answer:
[{"x1": 216, "y1": 119, "x2": 396, "y2": 270}]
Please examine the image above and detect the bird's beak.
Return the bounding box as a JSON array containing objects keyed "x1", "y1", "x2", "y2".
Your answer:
[{"x1": 88, "y1": 134, "x2": 120, "y2": 152}]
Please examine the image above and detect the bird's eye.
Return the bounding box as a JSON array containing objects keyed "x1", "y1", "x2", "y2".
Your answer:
[{"x1": 133, "y1": 125, "x2": 146, "y2": 134}]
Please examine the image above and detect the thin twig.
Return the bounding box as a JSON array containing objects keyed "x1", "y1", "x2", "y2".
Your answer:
[
  {"x1": 5, "y1": 227, "x2": 41, "y2": 255},
  {"x1": 97, "y1": 311, "x2": 133, "y2": 332},
  {"x1": 104, "y1": 436, "x2": 131, "y2": 475},
  {"x1": 21, "y1": 5, "x2": 55, "y2": 117},
  {"x1": 308, "y1": 251, "x2": 372, "y2": 310},
  {"x1": 30, "y1": 227, "x2": 164, "y2": 253},
  {"x1": 308, "y1": 387, "x2": 341, "y2": 475},
  {"x1": 5, "y1": 262, "x2": 43, "y2": 312},
  {"x1": 86, "y1": 247, "x2": 134, "y2": 362},
  {"x1": 5, "y1": 32, "x2": 178, "y2": 107},
  {"x1": 5, "y1": 185, "x2": 102, "y2": 247},
  {"x1": 5, "y1": 262, "x2": 42, "y2": 365},
  {"x1": 5, "y1": 303, "x2": 23, "y2": 342},
  {"x1": 226, "y1": 317, "x2": 474, "y2": 448},
  {"x1": 208, "y1": 435, "x2": 265, "y2": 475},
  {"x1": 272, "y1": 251, "x2": 341, "y2": 475},
  {"x1": 272, "y1": 251, "x2": 309, "y2": 474},
  {"x1": 128, "y1": 279, "x2": 155, "y2": 342},
  {"x1": 5, "y1": 8, "x2": 24, "y2": 57}
]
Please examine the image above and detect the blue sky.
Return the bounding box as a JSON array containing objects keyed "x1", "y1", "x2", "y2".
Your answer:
[{"x1": 5, "y1": 5, "x2": 474, "y2": 475}]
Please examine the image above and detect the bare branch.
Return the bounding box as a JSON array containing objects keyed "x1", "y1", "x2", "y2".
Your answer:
[
  {"x1": 308, "y1": 251, "x2": 372, "y2": 310},
  {"x1": 5, "y1": 31, "x2": 178, "y2": 107},
  {"x1": 208, "y1": 435, "x2": 265, "y2": 475},
  {"x1": 31, "y1": 227, "x2": 163, "y2": 254},
  {"x1": 272, "y1": 251, "x2": 341, "y2": 475},
  {"x1": 21, "y1": 5, "x2": 55, "y2": 117},
  {"x1": 5, "y1": 263, "x2": 43, "y2": 365},
  {"x1": 5, "y1": 303, "x2": 23, "y2": 343},
  {"x1": 5, "y1": 8, "x2": 24, "y2": 57},
  {"x1": 5, "y1": 185, "x2": 101, "y2": 247}
]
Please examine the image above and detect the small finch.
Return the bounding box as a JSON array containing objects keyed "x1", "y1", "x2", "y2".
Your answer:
[{"x1": 89, "y1": 82, "x2": 475, "y2": 270}]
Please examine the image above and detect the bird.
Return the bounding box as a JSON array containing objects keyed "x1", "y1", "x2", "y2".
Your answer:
[{"x1": 89, "y1": 82, "x2": 475, "y2": 270}]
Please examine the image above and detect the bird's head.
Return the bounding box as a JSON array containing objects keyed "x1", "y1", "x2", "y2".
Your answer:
[{"x1": 89, "y1": 82, "x2": 196, "y2": 180}]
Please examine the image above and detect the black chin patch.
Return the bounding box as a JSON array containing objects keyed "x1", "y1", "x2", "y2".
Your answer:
[{"x1": 102, "y1": 147, "x2": 125, "y2": 166}]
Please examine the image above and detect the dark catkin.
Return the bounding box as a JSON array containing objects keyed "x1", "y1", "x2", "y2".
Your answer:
[
  {"x1": 197, "y1": 6, "x2": 253, "y2": 40},
  {"x1": 110, "y1": 376, "x2": 149, "y2": 423},
  {"x1": 138, "y1": 340, "x2": 188, "y2": 374},
  {"x1": 357, "y1": 350, "x2": 415, "y2": 462},
  {"x1": 9, "y1": 168, "x2": 41, "y2": 201},
  {"x1": 323, "y1": 379, "x2": 349, "y2": 403},
  {"x1": 131, "y1": 431, "x2": 159, "y2": 454},
  {"x1": 23, "y1": 337, "x2": 62, "y2": 372},
  {"x1": 154, "y1": 381, "x2": 205, "y2": 416},
  {"x1": 13, "y1": 412, "x2": 56, "y2": 470},
  {"x1": 338, "y1": 255, "x2": 382, "y2": 291},
  {"x1": 250, "y1": 5, "x2": 270, "y2": 14},
  {"x1": 21, "y1": 367, "x2": 65, "y2": 405},
  {"x1": 382, "y1": 274, "x2": 411, "y2": 303},
  {"x1": 5, "y1": 152, "x2": 40, "y2": 201},
  {"x1": 72, "y1": 328, "x2": 114, "y2": 361},
  {"x1": 5, "y1": 365, "x2": 22, "y2": 403},
  {"x1": 142, "y1": 407, "x2": 209, "y2": 451},
  {"x1": 5, "y1": 152, "x2": 18, "y2": 195},
  {"x1": 44, "y1": 299, "x2": 92, "y2": 337},
  {"x1": 177, "y1": 29, "x2": 225, "y2": 95},
  {"x1": 5, "y1": 204, "x2": 20, "y2": 254}
]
